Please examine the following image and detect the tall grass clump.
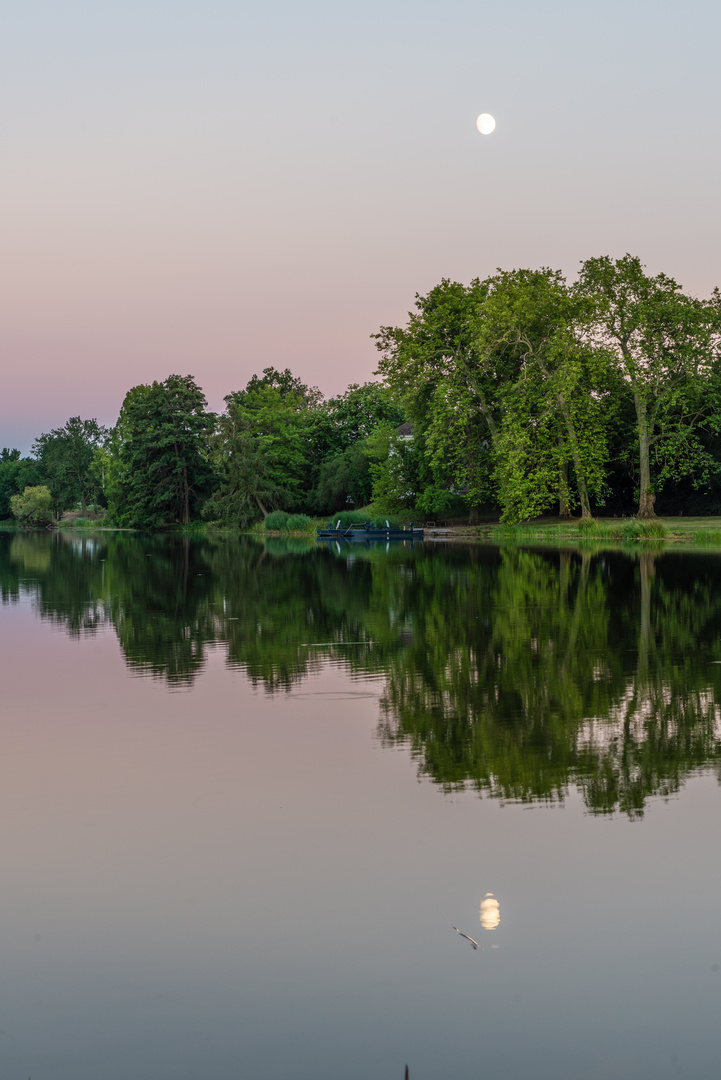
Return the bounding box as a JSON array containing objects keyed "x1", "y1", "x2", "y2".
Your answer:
[
  {"x1": 575, "y1": 518, "x2": 621, "y2": 541},
  {"x1": 264, "y1": 510, "x2": 290, "y2": 531},
  {"x1": 373, "y1": 514, "x2": 401, "y2": 529},
  {"x1": 576, "y1": 519, "x2": 667, "y2": 542},
  {"x1": 576, "y1": 517, "x2": 599, "y2": 535},
  {"x1": 58, "y1": 516, "x2": 108, "y2": 530},
  {"x1": 285, "y1": 513, "x2": 312, "y2": 532},
  {"x1": 621, "y1": 519, "x2": 667, "y2": 541},
  {"x1": 496, "y1": 522, "x2": 535, "y2": 538}
]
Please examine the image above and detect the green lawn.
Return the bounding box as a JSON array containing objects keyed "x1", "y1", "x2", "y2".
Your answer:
[{"x1": 458, "y1": 516, "x2": 721, "y2": 546}]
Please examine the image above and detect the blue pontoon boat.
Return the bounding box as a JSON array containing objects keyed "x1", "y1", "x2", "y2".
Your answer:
[{"x1": 316, "y1": 520, "x2": 424, "y2": 540}]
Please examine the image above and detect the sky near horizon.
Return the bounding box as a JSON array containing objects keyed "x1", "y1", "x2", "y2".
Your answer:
[{"x1": 3, "y1": 0, "x2": 721, "y2": 452}]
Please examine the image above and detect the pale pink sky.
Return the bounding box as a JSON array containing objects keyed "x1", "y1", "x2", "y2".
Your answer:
[{"x1": 3, "y1": 0, "x2": 721, "y2": 451}]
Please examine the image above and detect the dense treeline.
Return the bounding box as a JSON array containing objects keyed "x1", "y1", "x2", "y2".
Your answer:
[
  {"x1": 3, "y1": 254, "x2": 721, "y2": 527},
  {"x1": 1, "y1": 373, "x2": 405, "y2": 527}
]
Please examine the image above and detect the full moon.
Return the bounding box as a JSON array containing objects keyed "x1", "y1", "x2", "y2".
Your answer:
[{"x1": 476, "y1": 113, "x2": 496, "y2": 135}]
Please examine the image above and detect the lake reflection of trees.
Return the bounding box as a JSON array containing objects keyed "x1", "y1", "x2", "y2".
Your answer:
[
  {"x1": 2, "y1": 531, "x2": 721, "y2": 816},
  {"x1": 377, "y1": 547, "x2": 721, "y2": 816}
]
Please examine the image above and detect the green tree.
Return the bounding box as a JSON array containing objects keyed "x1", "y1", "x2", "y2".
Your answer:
[
  {"x1": 311, "y1": 443, "x2": 369, "y2": 511},
  {"x1": 305, "y1": 383, "x2": 405, "y2": 512},
  {"x1": 0, "y1": 449, "x2": 44, "y2": 519},
  {"x1": 112, "y1": 375, "x2": 215, "y2": 527},
  {"x1": 33, "y1": 417, "x2": 109, "y2": 515},
  {"x1": 10, "y1": 485, "x2": 54, "y2": 526},
  {"x1": 576, "y1": 254, "x2": 721, "y2": 517},
  {"x1": 365, "y1": 423, "x2": 423, "y2": 510},
  {"x1": 222, "y1": 373, "x2": 318, "y2": 510},
  {"x1": 204, "y1": 415, "x2": 289, "y2": 526},
  {"x1": 374, "y1": 278, "x2": 495, "y2": 519},
  {"x1": 242, "y1": 366, "x2": 323, "y2": 410},
  {"x1": 483, "y1": 274, "x2": 613, "y2": 518},
  {"x1": 322, "y1": 382, "x2": 405, "y2": 444},
  {"x1": 374, "y1": 271, "x2": 614, "y2": 521},
  {"x1": 478, "y1": 270, "x2": 614, "y2": 521}
]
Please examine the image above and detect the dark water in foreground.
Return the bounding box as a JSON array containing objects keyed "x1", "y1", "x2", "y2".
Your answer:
[{"x1": 1, "y1": 531, "x2": 720, "y2": 1080}]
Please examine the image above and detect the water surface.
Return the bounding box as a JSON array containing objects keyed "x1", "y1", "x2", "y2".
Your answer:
[{"x1": 1, "y1": 532, "x2": 720, "y2": 1079}]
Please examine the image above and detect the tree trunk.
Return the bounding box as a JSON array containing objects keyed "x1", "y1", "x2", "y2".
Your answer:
[
  {"x1": 557, "y1": 396, "x2": 591, "y2": 518},
  {"x1": 183, "y1": 464, "x2": 190, "y2": 524},
  {"x1": 558, "y1": 461, "x2": 571, "y2": 519},
  {"x1": 469, "y1": 506, "x2": 479, "y2": 524},
  {"x1": 255, "y1": 495, "x2": 269, "y2": 517},
  {"x1": 81, "y1": 492, "x2": 87, "y2": 515},
  {"x1": 635, "y1": 394, "x2": 656, "y2": 518},
  {"x1": 576, "y1": 475, "x2": 591, "y2": 518}
]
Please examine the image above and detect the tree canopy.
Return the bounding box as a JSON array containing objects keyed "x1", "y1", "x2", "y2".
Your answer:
[
  {"x1": 373, "y1": 256, "x2": 721, "y2": 521},
  {"x1": 110, "y1": 375, "x2": 215, "y2": 528},
  {"x1": 33, "y1": 416, "x2": 109, "y2": 516}
]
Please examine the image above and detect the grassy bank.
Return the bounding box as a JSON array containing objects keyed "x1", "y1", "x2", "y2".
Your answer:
[{"x1": 427, "y1": 516, "x2": 721, "y2": 547}]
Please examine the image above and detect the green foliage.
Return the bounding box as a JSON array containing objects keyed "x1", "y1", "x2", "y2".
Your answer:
[
  {"x1": 310, "y1": 443, "x2": 372, "y2": 514},
  {"x1": 0, "y1": 449, "x2": 43, "y2": 519},
  {"x1": 365, "y1": 424, "x2": 423, "y2": 510},
  {"x1": 618, "y1": 519, "x2": 667, "y2": 541},
  {"x1": 204, "y1": 417, "x2": 289, "y2": 528},
  {"x1": 691, "y1": 529, "x2": 721, "y2": 545},
  {"x1": 33, "y1": 416, "x2": 109, "y2": 515},
  {"x1": 286, "y1": 514, "x2": 312, "y2": 531},
  {"x1": 242, "y1": 366, "x2": 323, "y2": 409},
  {"x1": 264, "y1": 511, "x2": 290, "y2": 531},
  {"x1": 498, "y1": 517, "x2": 668, "y2": 544},
  {"x1": 576, "y1": 517, "x2": 599, "y2": 535},
  {"x1": 111, "y1": 375, "x2": 215, "y2": 528},
  {"x1": 300, "y1": 381, "x2": 405, "y2": 513},
  {"x1": 374, "y1": 269, "x2": 617, "y2": 521},
  {"x1": 374, "y1": 259, "x2": 721, "y2": 522},
  {"x1": 576, "y1": 254, "x2": 721, "y2": 517},
  {"x1": 310, "y1": 382, "x2": 404, "y2": 451},
  {"x1": 222, "y1": 369, "x2": 325, "y2": 513},
  {"x1": 493, "y1": 374, "x2": 561, "y2": 522},
  {"x1": 326, "y1": 511, "x2": 369, "y2": 527},
  {"x1": 12, "y1": 253, "x2": 721, "y2": 530},
  {"x1": 374, "y1": 278, "x2": 493, "y2": 515},
  {"x1": 263, "y1": 512, "x2": 313, "y2": 533},
  {"x1": 10, "y1": 485, "x2": 54, "y2": 526}
]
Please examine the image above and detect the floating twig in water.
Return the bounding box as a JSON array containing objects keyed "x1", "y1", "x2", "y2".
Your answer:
[{"x1": 451, "y1": 924, "x2": 479, "y2": 950}]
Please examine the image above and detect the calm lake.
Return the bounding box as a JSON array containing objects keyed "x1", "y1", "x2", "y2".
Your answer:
[{"x1": 1, "y1": 531, "x2": 720, "y2": 1080}]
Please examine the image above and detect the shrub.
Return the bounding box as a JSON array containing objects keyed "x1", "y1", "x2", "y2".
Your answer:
[
  {"x1": 373, "y1": 514, "x2": 401, "y2": 529},
  {"x1": 10, "y1": 485, "x2": 54, "y2": 526},
  {"x1": 286, "y1": 513, "x2": 312, "y2": 532},
  {"x1": 264, "y1": 510, "x2": 290, "y2": 531}
]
